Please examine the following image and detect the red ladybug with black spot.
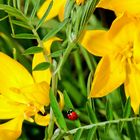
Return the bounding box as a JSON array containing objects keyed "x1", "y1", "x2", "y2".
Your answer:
[{"x1": 67, "y1": 109, "x2": 78, "y2": 120}]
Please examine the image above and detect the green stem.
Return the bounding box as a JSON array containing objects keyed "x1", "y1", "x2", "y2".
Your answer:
[
  {"x1": 47, "y1": 108, "x2": 55, "y2": 140},
  {"x1": 47, "y1": 60, "x2": 58, "y2": 140},
  {"x1": 66, "y1": 117, "x2": 140, "y2": 135},
  {"x1": 54, "y1": 42, "x2": 75, "y2": 75},
  {"x1": 32, "y1": 28, "x2": 44, "y2": 48}
]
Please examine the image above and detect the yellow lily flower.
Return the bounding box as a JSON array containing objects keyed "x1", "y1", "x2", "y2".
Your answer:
[
  {"x1": 0, "y1": 37, "x2": 63, "y2": 139},
  {"x1": 81, "y1": 14, "x2": 140, "y2": 113},
  {"x1": 97, "y1": 0, "x2": 140, "y2": 17},
  {"x1": 0, "y1": 51, "x2": 50, "y2": 139},
  {"x1": 37, "y1": 0, "x2": 85, "y2": 21}
]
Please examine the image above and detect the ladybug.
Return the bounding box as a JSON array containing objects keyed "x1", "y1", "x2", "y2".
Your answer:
[{"x1": 67, "y1": 109, "x2": 78, "y2": 120}]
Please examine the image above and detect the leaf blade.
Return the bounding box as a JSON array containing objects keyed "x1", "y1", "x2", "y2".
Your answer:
[
  {"x1": 50, "y1": 89, "x2": 67, "y2": 131},
  {"x1": 33, "y1": 62, "x2": 50, "y2": 71},
  {"x1": 43, "y1": 19, "x2": 68, "y2": 41},
  {"x1": 23, "y1": 46, "x2": 43, "y2": 55}
]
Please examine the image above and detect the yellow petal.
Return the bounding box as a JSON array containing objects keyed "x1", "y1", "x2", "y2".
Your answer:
[
  {"x1": 37, "y1": 0, "x2": 66, "y2": 21},
  {"x1": 0, "y1": 115, "x2": 24, "y2": 140},
  {"x1": 58, "y1": 90, "x2": 64, "y2": 110},
  {"x1": 81, "y1": 30, "x2": 113, "y2": 56},
  {"x1": 0, "y1": 52, "x2": 34, "y2": 93},
  {"x1": 124, "y1": 62, "x2": 140, "y2": 113},
  {"x1": 43, "y1": 37, "x2": 62, "y2": 54},
  {"x1": 32, "y1": 37, "x2": 61, "y2": 84},
  {"x1": 58, "y1": 4, "x2": 65, "y2": 21},
  {"x1": 32, "y1": 53, "x2": 52, "y2": 84},
  {"x1": 2, "y1": 87, "x2": 29, "y2": 104},
  {"x1": 133, "y1": 29, "x2": 140, "y2": 63},
  {"x1": 0, "y1": 96, "x2": 26, "y2": 119},
  {"x1": 98, "y1": 0, "x2": 140, "y2": 17},
  {"x1": 89, "y1": 54, "x2": 126, "y2": 98},
  {"x1": 35, "y1": 113, "x2": 50, "y2": 126},
  {"x1": 21, "y1": 81, "x2": 50, "y2": 106},
  {"x1": 108, "y1": 14, "x2": 136, "y2": 43}
]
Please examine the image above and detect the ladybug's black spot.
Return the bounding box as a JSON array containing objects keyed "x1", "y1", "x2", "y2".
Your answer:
[{"x1": 67, "y1": 109, "x2": 73, "y2": 115}]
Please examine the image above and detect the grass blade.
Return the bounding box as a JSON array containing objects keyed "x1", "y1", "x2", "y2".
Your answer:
[
  {"x1": 30, "y1": 0, "x2": 40, "y2": 21},
  {"x1": 50, "y1": 88, "x2": 67, "y2": 131},
  {"x1": 24, "y1": 0, "x2": 30, "y2": 15}
]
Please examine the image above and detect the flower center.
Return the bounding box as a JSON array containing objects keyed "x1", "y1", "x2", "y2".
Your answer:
[
  {"x1": 120, "y1": 42, "x2": 133, "y2": 60},
  {"x1": 24, "y1": 103, "x2": 38, "y2": 122}
]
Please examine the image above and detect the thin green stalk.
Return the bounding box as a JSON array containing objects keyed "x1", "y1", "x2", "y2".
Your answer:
[
  {"x1": 8, "y1": 16, "x2": 15, "y2": 35},
  {"x1": 66, "y1": 117, "x2": 140, "y2": 135},
  {"x1": 47, "y1": 108, "x2": 55, "y2": 140},
  {"x1": 31, "y1": 28, "x2": 50, "y2": 62},
  {"x1": 73, "y1": 51, "x2": 87, "y2": 97},
  {"x1": 80, "y1": 46, "x2": 95, "y2": 71},
  {"x1": 47, "y1": 60, "x2": 58, "y2": 140},
  {"x1": 13, "y1": 48, "x2": 17, "y2": 60},
  {"x1": 13, "y1": 0, "x2": 16, "y2": 7},
  {"x1": 54, "y1": 42, "x2": 75, "y2": 75},
  {"x1": 32, "y1": 28, "x2": 44, "y2": 48}
]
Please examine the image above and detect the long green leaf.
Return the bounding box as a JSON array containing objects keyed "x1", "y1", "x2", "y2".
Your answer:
[
  {"x1": 24, "y1": 0, "x2": 30, "y2": 15},
  {"x1": 87, "y1": 102, "x2": 98, "y2": 123},
  {"x1": 17, "y1": 0, "x2": 20, "y2": 10},
  {"x1": 63, "y1": 90, "x2": 74, "y2": 109},
  {"x1": 36, "y1": 0, "x2": 53, "y2": 30},
  {"x1": 0, "y1": 4, "x2": 28, "y2": 22},
  {"x1": 30, "y1": 0, "x2": 40, "y2": 20},
  {"x1": 12, "y1": 20, "x2": 33, "y2": 30},
  {"x1": 106, "y1": 100, "x2": 113, "y2": 121},
  {"x1": 50, "y1": 88, "x2": 67, "y2": 131},
  {"x1": 12, "y1": 33, "x2": 37, "y2": 39},
  {"x1": 123, "y1": 97, "x2": 131, "y2": 118},
  {"x1": 23, "y1": 46, "x2": 43, "y2": 55},
  {"x1": 119, "y1": 97, "x2": 131, "y2": 132},
  {"x1": 43, "y1": 19, "x2": 68, "y2": 41}
]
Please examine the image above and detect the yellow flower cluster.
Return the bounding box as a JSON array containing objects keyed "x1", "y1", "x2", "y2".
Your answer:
[
  {"x1": 0, "y1": 39, "x2": 63, "y2": 140},
  {"x1": 81, "y1": 0, "x2": 140, "y2": 113}
]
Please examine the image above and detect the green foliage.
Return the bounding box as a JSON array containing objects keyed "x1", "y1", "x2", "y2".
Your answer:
[
  {"x1": 12, "y1": 33, "x2": 37, "y2": 39},
  {"x1": 43, "y1": 19, "x2": 68, "y2": 41},
  {"x1": 33, "y1": 62, "x2": 50, "y2": 71},
  {"x1": 50, "y1": 88, "x2": 67, "y2": 131},
  {"x1": 23, "y1": 46, "x2": 43, "y2": 55}
]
